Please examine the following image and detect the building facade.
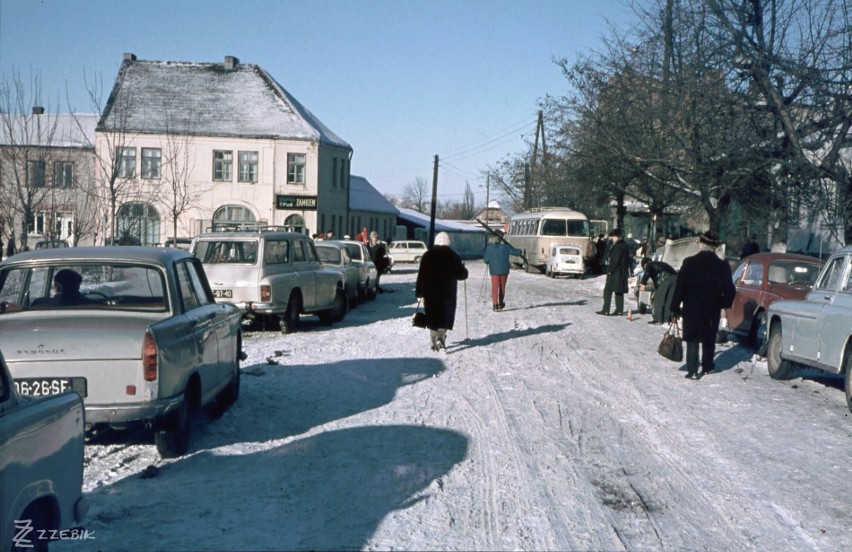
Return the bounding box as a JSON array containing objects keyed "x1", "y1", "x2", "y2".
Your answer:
[{"x1": 96, "y1": 54, "x2": 353, "y2": 245}]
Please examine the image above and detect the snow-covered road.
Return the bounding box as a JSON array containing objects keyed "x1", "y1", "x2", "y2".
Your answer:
[{"x1": 57, "y1": 261, "x2": 852, "y2": 551}]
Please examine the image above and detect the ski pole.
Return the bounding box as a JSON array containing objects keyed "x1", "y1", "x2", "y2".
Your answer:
[{"x1": 464, "y1": 279, "x2": 469, "y2": 341}]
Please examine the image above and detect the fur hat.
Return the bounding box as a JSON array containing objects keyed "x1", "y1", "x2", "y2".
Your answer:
[
  {"x1": 608, "y1": 228, "x2": 623, "y2": 238},
  {"x1": 434, "y1": 232, "x2": 451, "y2": 247},
  {"x1": 698, "y1": 230, "x2": 721, "y2": 248}
]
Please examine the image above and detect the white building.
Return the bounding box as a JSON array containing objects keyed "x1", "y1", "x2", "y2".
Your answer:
[{"x1": 96, "y1": 54, "x2": 354, "y2": 244}]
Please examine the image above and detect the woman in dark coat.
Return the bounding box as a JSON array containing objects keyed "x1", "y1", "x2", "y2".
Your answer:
[
  {"x1": 597, "y1": 228, "x2": 630, "y2": 316},
  {"x1": 670, "y1": 231, "x2": 736, "y2": 378},
  {"x1": 415, "y1": 232, "x2": 469, "y2": 351}
]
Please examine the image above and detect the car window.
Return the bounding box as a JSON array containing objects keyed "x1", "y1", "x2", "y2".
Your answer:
[
  {"x1": 293, "y1": 240, "x2": 306, "y2": 262},
  {"x1": 767, "y1": 260, "x2": 821, "y2": 285},
  {"x1": 195, "y1": 240, "x2": 258, "y2": 264},
  {"x1": 412, "y1": 242, "x2": 426, "y2": 250},
  {"x1": 264, "y1": 240, "x2": 290, "y2": 265},
  {"x1": 317, "y1": 246, "x2": 341, "y2": 264},
  {"x1": 176, "y1": 262, "x2": 201, "y2": 311},
  {"x1": 731, "y1": 262, "x2": 746, "y2": 283},
  {"x1": 304, "y1": 240, "x2": 320, "y2": 262},
  {"x1": 184, "y1": 260, "x2": 214, "y2": 306},
  {"x1": 743, "y1": 262, "x2": 764, "y2": 286},
  {"x1": 816, "y1": 256, "x2": 847, "y2": 292},
  {"x1": 1, "y1": 263, "x2": 167, "y2": 312},
  {"x1": 345, "y1": 244, "x2": 361, "y2": 260}
]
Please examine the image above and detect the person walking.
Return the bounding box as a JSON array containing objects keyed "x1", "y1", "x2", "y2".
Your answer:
[
  {"x1": 669, "y1": 230, "x2": 736, "y2": 379},
  {"x1": 597, "y1": 228, "x2": 630, "y2": 316},
  {"x1": 367, "y1": 231, "x2": 391, "y2": 293},
  {"x1": 415, "y1": 232, "x2": 469, "y2": 351},
  {"x1": 483, "y1": 233, "x2": 521, "y2": 311},
  {"x1": 638, "y1": 257, "x2": 677, "y2": 324},
  {"x1": 740, "y1": 235, "x2": 760, "y2": 258}
]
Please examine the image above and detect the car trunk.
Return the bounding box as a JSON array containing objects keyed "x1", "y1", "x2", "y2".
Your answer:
[{"x1": 203, "y1": 264, "x2": 259, "y2": 303}]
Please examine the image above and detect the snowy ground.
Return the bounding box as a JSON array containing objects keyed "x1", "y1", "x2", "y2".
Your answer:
[{"x1": 56, "y1": 261, "x2": 852, "y2": 551}]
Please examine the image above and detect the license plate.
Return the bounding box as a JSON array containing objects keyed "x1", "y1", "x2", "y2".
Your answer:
[
  {"x1": 213, "y1": 289, "x2": 233, "y2": 299},
  {"x1": 14, "y1": 377, "x2": 87, "y2": 397}
]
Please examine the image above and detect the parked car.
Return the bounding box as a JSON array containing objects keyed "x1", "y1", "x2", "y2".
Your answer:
[
  {"x1": 544, "y1": 244, "x2": 585, "y2": 278},
  {"x1": 0, "y1": 247, "x2": 244, "y2": 458},
  {"x1": 190, "y1": 230, "x2": 348, "y2": 332},
  {"x1": 387, "y1": 240, "x2": 428, "y2": 264},
  {"x1": 1, "y1": 349, "x2": 87, "y2": 552},
  {"x1": 720, "y1": 252, "x2": 823, "y2": 355},
  {"x1": 766, "y1": 246, "x2": 852, "y2": 413},
  {"x1": 340, "y1": 240, "x2": 378, "y2": 301},
  {"x1": 34, "y1": 239, "x2": 69, "y2": 249},
  {"x1": 315, "y1": 240, "x2": 361, "y2": 307}
]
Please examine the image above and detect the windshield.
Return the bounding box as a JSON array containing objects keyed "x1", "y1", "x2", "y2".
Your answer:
[
  {"x1": 317, "y1": 246, "x2": 342, "y2": 264},
  {"x1": 0, "y1": 263, "x2": 168, "y2": 313}
]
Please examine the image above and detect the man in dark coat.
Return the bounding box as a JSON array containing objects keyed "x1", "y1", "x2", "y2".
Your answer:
[
  {"x1": 597, "y1": 228, "x2": 630, "y2": 316},
  {"x1": 740, "y1": 235, "x2": 760, "y2": 258},
  {"x1": 367, "y1": 231, "x2": 391, "y2": 292},
  {"x1": 639, "y1": 257, "x2": 677, "y2": 324},
  {"x1": 415, "y1": 232, "x2": 469, "y2": 351},
  {"x1": 670, "y1": 231, "x2": 736, "y2": 379}
]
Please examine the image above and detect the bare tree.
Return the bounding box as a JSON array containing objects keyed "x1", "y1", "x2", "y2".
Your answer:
[
  {"x1": 400, "y1": 176, "x2": 430, "y2": 213},
  {"x1": 0, "y1": 71, "x2": 63, "y2": 251},
  {"x1": 158, "y1": 109, "x2": 203, "y2": 244}
]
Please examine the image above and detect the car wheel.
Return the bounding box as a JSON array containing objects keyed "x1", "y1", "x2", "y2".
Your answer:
[
  {"x1": 366, "y1": 280, "x2": 377, "y2": 300},
  {"x1": 767, "y1": 323, "x2": 794, "y2": 380},
  {"x1": 752, "y1": 311, "x2": 768, "y2": 356},
  {"x1": 217, "y1": 345, "x2": 241, "y2": 409},
  {"x1": 319, "y1": 288, "x2": 348, "y2": 324},
  {"x1": 15, "y1": 504, "x2": 51, "y2": 552},
  {"x1": 845, "y1": 357, "x2": 852, "y2": 414},
  {"x1": 155, "y1": 395, "x2": 191, "y2": 458},
  {"x1": 279, "y1": 293, "x2": 302, "y2": 334}
]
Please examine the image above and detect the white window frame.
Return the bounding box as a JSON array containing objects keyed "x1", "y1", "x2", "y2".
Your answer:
[
  {"x1": 213, "y1": 150, "x2": 233, "y2": 181},
  {"x1": 287, "y1": 153, "x2": 305, "y2": 185},
  {"x1": 117, "y1": 147, "x2": 136, "y2": 178},
  {"x1": 141, "y1": 148, "x2": 161, "y2": 179},
  {"x1": 238, "y1": 151, "x2": 258, "y2": 183}
]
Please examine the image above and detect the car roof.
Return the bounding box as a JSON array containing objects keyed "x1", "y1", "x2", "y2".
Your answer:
[
  {"x1": 739, "y1": 252, "x2": 824, "y2": 265},
  {"x1": 193, "y1": 231, "x2": 306, "y2": 240},
  {"x1": 315, "y1": 240, "x2": 346, "y2": 248},
  {"x1": 1, "y1": 246, "x2": 193, "y2": 266}
]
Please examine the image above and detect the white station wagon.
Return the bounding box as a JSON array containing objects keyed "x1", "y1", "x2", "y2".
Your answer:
[{"x1": 388, "y1": 240, "x2": 428, "y2": 264}]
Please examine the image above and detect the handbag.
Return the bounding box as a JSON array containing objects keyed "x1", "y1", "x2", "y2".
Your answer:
[
  {"x1": 412, "y1": 300, "x2": 427, "y2": 328},
  {"x1": 657, "y1": 321, "x2": 683, "y2": 362}
]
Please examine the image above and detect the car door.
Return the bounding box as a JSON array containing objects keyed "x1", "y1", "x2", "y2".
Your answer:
[
  {"x1": 730, "y1": 260, "x2": 762, "y2": 334},
  {"x1": 817, "y1": 254, "x2": 852, "y2": 371},
  {"x1": 295, "y1": 238, "x2": 320, "y2": 307},
  {"x1": 174, "y1": 260, "x2": 220, "y2": 400},
  {"x1": 793, "y1": 254, "x2": 847, "y2": 364}
]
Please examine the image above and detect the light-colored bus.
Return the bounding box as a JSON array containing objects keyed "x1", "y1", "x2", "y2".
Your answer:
[{"x1": 507, "y1": 208, "x2": 591, "y2": 273}]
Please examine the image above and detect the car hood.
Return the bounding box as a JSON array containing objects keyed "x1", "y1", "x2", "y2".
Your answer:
[{"x1": 0, "y1": 314, "x2": 154, "y2": 362}]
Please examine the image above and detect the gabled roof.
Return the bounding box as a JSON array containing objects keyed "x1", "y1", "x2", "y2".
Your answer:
[
  {"x1": 98, "y1": 55, "x2": 350, "y2": 149},
  {"x1": 0, "y1": 113, "x2": 97, "y2": 148},
  {"x1": 349, "y1": 175, "x2": 399, "y2": 214}
]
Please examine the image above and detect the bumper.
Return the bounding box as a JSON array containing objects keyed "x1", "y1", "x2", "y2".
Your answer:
[
  {"x1": 236, "y1": 301, "x2": 280, "y2": 316},
  {"x1": 551, "y1": 263, "x2": 584, "y2": 275},
  {"x1": 85, "y1": 394, "x2": 184, "y2": 424}
]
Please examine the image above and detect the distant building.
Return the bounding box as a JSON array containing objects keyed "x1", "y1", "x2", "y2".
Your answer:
[
  {"x1": 96, "y1": 54, "x2": 353, "y2": 244},
  {"x1": 395, "y1": 207, "x2": 487, "y2": 259},
  {"x1": 0, "y1": 110, "x2": 99, "y2": 252},
  {"x1": 471, "y1": 200, "x2": 512, "y2": 232},
  {"x1": 347, "y1": 175, "x2": 398, "y2": 241}
]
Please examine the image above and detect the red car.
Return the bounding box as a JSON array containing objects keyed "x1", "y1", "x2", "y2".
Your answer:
[{"x1": 721, "y1": 252, "x2": 824, "y2": 355}]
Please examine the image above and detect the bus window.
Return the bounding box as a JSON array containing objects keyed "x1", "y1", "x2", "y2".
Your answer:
[
  {"x1": 541, "y1": 219, "x2": 567, "y2": 236},
  {"x1": 567, "y1": 220, "x2": 590, "y2": 237}
]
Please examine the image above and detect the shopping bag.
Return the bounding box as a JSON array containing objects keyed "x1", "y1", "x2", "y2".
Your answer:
[
  {"x1": 412, "y1": 300, "x2": 427, "y2": 328},
  {"x1": 657, "y1": 322, "x2": 683, "y2": 362}
]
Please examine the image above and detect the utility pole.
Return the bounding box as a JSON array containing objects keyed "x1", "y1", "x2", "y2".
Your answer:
[{"x1": 429, "y1": 154, "x2": 439, "y2": 247}]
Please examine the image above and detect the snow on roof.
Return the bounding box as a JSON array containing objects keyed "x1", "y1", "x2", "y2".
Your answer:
[
  {"x1": 397, "y1": 207, "x2": 488, "y2": 233},
  {"x1": 99, "y1": 56, "x2": 350, "y2": 148},
  {"x1": 0, "y1": 113, "x2": 97, "y2": 148},
  {"x1": 349, "y1": 175, "x2": 399, "y2": 214}
]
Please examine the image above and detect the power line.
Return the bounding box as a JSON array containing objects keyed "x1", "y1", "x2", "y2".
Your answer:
[{"x1": 440, "y1": 119, "x2": 536, "y2": 164}]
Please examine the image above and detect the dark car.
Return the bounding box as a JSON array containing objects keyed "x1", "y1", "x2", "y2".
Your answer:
[{"x1": 720, "y1": 252, "x2": 823, "y2": 355}]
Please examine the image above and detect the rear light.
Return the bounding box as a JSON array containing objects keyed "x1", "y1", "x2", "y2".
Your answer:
[
  {"x1": 143, "y1": 331, "x2": 158, "y2": 382},
  {"x1": 261, "y1": 285, "x2": 271, "y2": 302}
]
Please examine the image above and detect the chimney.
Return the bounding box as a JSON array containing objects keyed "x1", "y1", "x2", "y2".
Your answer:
[
  {"x1": 123, "y1": 53, "x2": 137, "y2": 61},
  {"x1": 32, "y1": 106, "x2": 44, "y2": 115},
  {"x1": 224, "y1": 56, "x2": 239, "y2": 70}
]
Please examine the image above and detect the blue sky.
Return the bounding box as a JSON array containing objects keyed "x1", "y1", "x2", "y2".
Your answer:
[{"x1": 0, "y1": 0, "x2": 636, "y2": 205}]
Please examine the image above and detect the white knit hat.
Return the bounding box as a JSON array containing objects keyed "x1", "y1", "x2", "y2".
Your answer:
[{"x1": 434, "y1": 232, "x2": 451, "y2": 246}]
